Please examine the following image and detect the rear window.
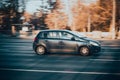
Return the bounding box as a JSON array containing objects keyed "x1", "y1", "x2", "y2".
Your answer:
[{"x1": 37, "y1": 32, "x2": 48, "y2": 38}]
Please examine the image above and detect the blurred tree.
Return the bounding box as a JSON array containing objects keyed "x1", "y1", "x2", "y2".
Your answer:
[
  {"x1": 0, "y1": 0, "x2": 28, "y2": 35},
  {"x1": 72, "y1": 1, "x2": 88, "y2": 31},
  {"x1": 0, "y1": 0, "x2": 26, "y2": 31},
  {"x1": 116, "y1": 0, "x2": 120, "y2": 32},
  {"x1": 91, "y1": 0, "x2": 113, "y2": 31},
  {"x1": 45, "y1": 10, "x2": 68, "y2": 29},
  {"x1": 52, "y1": 0, "x2": 63, "y2": 10},
  {"x1": 0, "y1": 0, "x2": 19, "y2": 15},
  {"x1": 72, "y1": 0, "x2": 113, "y2": 32},
  {"x1": 45, "y1": 0, "x2": 68, "y2": 29}
]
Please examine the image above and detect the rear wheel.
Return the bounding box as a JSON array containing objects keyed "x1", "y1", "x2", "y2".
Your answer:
[
  {"x1": 36, "y1": 46, "x2": 46, "y2": 55},
  {"x1": 79, "y1": 46, "x2": 90, "y2": 56}
]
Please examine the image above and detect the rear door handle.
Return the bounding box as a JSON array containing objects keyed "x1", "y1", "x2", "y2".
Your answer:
[{"x1": 59, "y1": 41, "x2": 64, "y2": 45}]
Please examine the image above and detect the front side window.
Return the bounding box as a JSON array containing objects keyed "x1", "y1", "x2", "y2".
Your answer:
[{"x1": 60, "y1": 32, "x2": 74, "y2": 40}]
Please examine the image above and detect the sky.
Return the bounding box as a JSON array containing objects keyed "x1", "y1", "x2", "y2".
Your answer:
[
  {"x1": 25, "y1": 0, "x2": 43, "y2": 14},
  {"x1": 81, "y1": 0, "x2": 97, "y2": 5},
  {"x1": 25, "y1": 0, "x2": 97, "y2": 14}
]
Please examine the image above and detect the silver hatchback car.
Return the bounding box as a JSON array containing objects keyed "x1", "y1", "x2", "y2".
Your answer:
[{"x1": 33, "y1": 30, "x2": 101, "y2": 56}]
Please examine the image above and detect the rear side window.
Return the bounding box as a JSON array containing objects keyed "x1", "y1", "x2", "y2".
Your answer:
[
  {"x1": 38, "y1": 32, "x2": 48, "y2": 38},
  {"x1": 38, "y1": 31, "x2": 61, "y2": 39}
]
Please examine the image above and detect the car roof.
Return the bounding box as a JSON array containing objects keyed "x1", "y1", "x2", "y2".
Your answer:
[
  {"x1": 38, "y1": 30, "x2": 85, "y2": 37},
  {"x1": 39, "y1": 29, "x2": 71, "y2": 32}
]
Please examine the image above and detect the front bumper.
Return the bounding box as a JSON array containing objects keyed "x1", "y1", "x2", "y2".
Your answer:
[{"x1": 90, "y1": 45, "x2": 101, "y2": 53}]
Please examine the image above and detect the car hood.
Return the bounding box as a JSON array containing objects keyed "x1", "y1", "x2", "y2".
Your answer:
[{"x1": 82, "y1": 37, "x2": 100, "y2": 43}]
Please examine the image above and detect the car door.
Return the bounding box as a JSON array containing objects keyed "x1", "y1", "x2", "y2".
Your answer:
[
  {"x1": 45, "y1": 31, "x2": 61, "y2": 53},
  {"x1": 59, "y1": 31, "x2": 78, "y2": 53}
]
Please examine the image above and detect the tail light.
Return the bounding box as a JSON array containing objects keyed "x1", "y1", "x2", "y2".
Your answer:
[{"x1": 34, "y1": 37, "x2": 38, "y2": 42}]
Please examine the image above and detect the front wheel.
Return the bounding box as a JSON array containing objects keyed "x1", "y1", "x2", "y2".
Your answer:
[
  {"x1": 36, "y1": 46, "x2": 46, "y2": 55},
  {"x1": 79, "y1": 46, "x2": 90, "y2": 56}
]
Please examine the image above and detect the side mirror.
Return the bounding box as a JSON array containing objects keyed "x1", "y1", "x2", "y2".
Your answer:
[{"x1": 71, "y1": 37, "x2": 75, "y2": 41}]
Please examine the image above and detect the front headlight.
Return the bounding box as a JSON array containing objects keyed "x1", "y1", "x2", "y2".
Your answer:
[{"x1": 90, "y1": 41, "x2": 99, "y2": 46}]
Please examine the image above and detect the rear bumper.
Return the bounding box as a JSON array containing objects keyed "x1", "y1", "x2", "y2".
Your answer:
[{"x1": 33, "y1": 42, "x2": 37, "y2": 51}]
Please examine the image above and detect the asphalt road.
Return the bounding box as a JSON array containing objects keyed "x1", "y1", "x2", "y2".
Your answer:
[{"x1": 0, "y1": 35, "x2": 120, "y2": 80}]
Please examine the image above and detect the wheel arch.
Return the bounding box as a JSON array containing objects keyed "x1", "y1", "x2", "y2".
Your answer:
[
  {"x1": 35, "y1": 44, "x2": 47, "y2": 52},
  {"x1": 78, "y1": 45, "x2": 91, "y2": 56},
  {"x1": 78, "y1": 45, "x2": 90, "y2": 51}
]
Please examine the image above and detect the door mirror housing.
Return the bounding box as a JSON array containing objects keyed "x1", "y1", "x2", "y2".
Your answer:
[{"x1": 71, "y1": 37, "x2": 75, "y2": 41}]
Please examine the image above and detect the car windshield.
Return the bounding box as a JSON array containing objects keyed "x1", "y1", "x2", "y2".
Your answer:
[{"x1": 70, "y1": 31, "x2": 86, "y2": 38}]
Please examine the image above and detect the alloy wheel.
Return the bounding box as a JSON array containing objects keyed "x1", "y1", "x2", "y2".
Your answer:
[
  {"x1": 80, "y1": 46, "x2": 90, "y2": 56},
  {"x1": 36, "y1": 46, "x2": 46, "y2": 55}
]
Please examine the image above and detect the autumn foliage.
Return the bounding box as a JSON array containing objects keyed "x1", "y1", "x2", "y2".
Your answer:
[
  {"x1": 45, "y1": 10, "x2": 68, "y2": 29},
  {"x1": 45, "y1": 0, "x2": 68, "y2": 29},
  {"x1": 45, "y1": 0, "x2": 114, "y2": 32},
  {"x1": 71, "y1": 0, "x2": 113, "y2": 32}
]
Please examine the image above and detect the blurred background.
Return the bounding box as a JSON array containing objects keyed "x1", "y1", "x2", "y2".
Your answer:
[{"x1": 0, "y1": 0, "x2": 120, "y2": 39}]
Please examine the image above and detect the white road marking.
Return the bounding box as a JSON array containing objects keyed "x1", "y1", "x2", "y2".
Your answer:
[
  {"x1": 90, "y1": 59, "x2": 120, "y2": 62},
  {"x1": 0, "y1": 68, "x2": 120, "y2": 75}
]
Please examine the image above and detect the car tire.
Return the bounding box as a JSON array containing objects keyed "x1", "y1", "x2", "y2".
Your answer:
[
  {"x1": 36, "y1": 46, "x2": 46, "y2": 55},
  {"x1": 79, "y1": 46, "x2": 90, "y2": 56}
]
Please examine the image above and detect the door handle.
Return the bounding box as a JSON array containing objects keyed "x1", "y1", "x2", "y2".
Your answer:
[{"x1": 59, "y1": 41, "x2": 64, "y2": 45}]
